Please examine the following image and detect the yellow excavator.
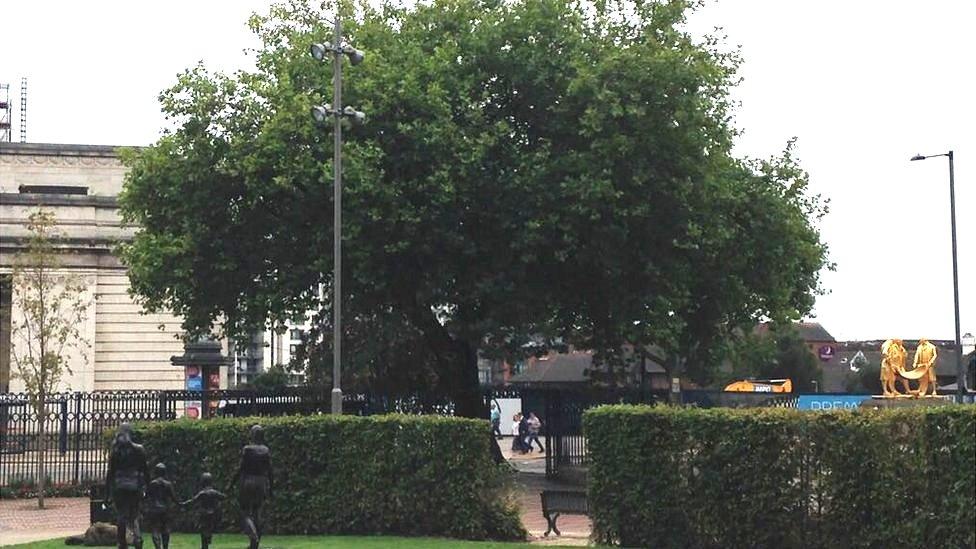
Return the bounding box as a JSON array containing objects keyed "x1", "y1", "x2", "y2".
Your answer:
[{"x1": 724, "y1": 378, "x2": 793, "y2": 393}]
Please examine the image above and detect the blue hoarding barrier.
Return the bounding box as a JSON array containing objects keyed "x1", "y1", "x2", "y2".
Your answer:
[{"x1": 797, "y1": 394, "x2": 872, "y2": 410}]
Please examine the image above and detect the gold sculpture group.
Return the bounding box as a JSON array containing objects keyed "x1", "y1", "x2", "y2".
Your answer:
[{"x1": 880, "y1": 339, "x2": 939, "y2": 398}]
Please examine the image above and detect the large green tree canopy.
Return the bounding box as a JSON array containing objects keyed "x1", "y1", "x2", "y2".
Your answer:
[{"x1": 119, "y1": 0, "x2": 829, "y2": 415}]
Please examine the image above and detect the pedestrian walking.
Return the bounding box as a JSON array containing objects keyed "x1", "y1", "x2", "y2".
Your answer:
[
  {"x1": 511, "y1": 413, "x2": 526, "y2": 453},
  {"x1": 527, "y1": 412, "x2": 545, "y2": 453},
  {"x1": 490, "y1": 402, "x2": 502, "y2": 439},
  {"x1": 517, "y1": 412, "x2": 530, "y2": 454}
]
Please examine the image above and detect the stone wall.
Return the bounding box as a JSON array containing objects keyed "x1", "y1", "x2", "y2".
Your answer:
[
  {"x1": 93, "y1": 271, "x2": 184, "y2": 390},
  {"x1": 0, "y1": 143, "x2": 204, "y2": 392}
]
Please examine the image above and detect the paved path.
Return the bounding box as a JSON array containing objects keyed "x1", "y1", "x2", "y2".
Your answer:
[
  {"x1": 499, "y1": 437, "x2": 591, "y2": 545},
  {"x1": 514, "y1": 473, "x2": 590, "y2": 545},
  {"x1": 500, "y1": 435, "x2": 548, "y2": 474},
  {"x1": 0, "y1": 497, "x2": 88, "y2": 546}
]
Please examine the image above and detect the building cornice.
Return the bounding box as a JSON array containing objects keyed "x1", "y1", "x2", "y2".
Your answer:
[
  {"x1": 0, "y1": 193, "x2": 119, "y2": 208},
  {"x1": 0, "y1": 142, "x2": 138, "y2": 167},
  {"x1": 0, "y1": 142, "x2": 125, "y2": 156}
]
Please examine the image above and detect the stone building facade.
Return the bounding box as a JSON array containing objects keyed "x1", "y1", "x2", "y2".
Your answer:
[{"x1": 0, "y1": 142, "x2": 217, "y2": 392}]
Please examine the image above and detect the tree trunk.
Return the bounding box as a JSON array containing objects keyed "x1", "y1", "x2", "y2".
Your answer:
[
  {"x1": 452, "y1": 340, "x2": 506, "y2": 463},
  {"x1": 37, "y1": 399, "x2": 46, "y2": 509},
  {"x1": 399, "y1": 302, "x2": 502, "y2": 459},
  {"x1": 451, "y1": 339, "x2": 484, "y2": 419},
  {"x1": 402, "y1": 301, "x2": 485, "y2": 418},
  {"x1": 668, "y1": 354, "x2": 681, "y2": 405}
]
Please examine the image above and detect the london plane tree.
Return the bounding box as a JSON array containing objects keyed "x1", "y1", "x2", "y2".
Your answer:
[{"x1": 119, "y1": 0, "x2": 829, "y2": 417}]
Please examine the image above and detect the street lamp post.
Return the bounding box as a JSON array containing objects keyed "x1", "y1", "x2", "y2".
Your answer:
[
  {"x1": 311, "y1": 12, "x2": 365, "y2": 415},
  {"x1": 911, "y1": 151, "x2": 966, "y2": 400},
  {"x1": 964, "y1": 332, "x2": 975, "y2": 391}
]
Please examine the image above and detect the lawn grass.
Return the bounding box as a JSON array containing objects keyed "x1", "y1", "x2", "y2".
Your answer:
[{"x1": 6, "y1": 533, "x2": 591, "y2": 548}]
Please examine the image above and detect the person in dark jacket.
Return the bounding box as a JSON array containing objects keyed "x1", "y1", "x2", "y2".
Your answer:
[
  {"x1": 517, "y1": 412, "x2": 530, "y2": 454},
  {"x1": 511, "y1": 413, "x2": 525, "y2": 453}
]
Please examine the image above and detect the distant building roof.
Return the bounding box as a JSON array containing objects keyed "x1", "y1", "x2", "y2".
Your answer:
[
  {"x1": 509, "y1": 349, "x2": 667, "y2": 385},
  {"x1": 510, "y1": 352, "x2": 593, "y2": 384},
  {"x1": 756, "y1": 321, "x2": 835, "y2": 342},
  {"x1": 796, "y1": 322, "x2": 835, "y2": 342}
]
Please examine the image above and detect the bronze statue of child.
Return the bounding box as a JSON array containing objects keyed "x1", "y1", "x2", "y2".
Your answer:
[
  {"x1": 180, "y1": 472, "x2": 226, "y2": 549},
  {"x1": 143, "y1": 463, "x2": 177, "y2": 549}
]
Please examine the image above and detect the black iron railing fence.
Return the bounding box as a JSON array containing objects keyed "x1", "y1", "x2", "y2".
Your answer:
[
  {"x1": 0, "y1": 387, "x2": 524, "y2": 489},
  {"x1": 539, "y1": 389, "x2": 798, "y2": 477},
  {"x1": 1, "y1": 391, "x2": 170, "y2": 489},
  {"x1": 0, "y1": 386, "x2": 794, "y2": 488},
  {"x1": 540, "y1": 388, "x2": 648, "y2": 477}
]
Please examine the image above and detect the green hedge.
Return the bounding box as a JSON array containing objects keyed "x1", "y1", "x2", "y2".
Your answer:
[
  {"x1": 124, "y1": 415, "x2": 524, "y2": 541},
  {"x1": 584, "y1": 405, "x2": 976, "y2": 548}
]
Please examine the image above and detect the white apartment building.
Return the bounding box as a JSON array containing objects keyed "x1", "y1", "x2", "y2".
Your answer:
[{"x1": 232, "y1": 324, "x2": 310, "y2": 387}]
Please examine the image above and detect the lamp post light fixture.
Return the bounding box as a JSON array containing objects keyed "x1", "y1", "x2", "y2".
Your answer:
[
  {"x1": 910, "y1": 150, "x2": 966, "y2": 399},
  {"x1": 310, "y1": 11, "x2": 366, "y2": 415},
  {"x1": 310, "y1": 105, "x2": 330, "y2": 124}
]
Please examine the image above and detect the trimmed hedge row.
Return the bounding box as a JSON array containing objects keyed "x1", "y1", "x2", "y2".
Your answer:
[
  {"x1": 584, "y1": 405, "x2": 976, "y2": 548},
  {"x1": 126, "y1": 415, "x2": 524, "y2": 541}
]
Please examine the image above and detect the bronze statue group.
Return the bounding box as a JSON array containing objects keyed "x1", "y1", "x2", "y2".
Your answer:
[{"x1": 106, "y1": 423, "x2": 273, "y2": 549}]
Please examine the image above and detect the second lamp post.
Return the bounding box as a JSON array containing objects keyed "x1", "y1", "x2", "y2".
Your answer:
[
  {"x1": 910, "y1": 150, "x2": 966, "y2": 399},
  {"x1": 311, "y1": 14, "x2": 365, "y2": 415}
]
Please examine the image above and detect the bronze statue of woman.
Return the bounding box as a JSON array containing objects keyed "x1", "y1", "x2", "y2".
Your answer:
[
  {"x1": 106, "y1": 423, "x2": 149, "y2": 549},
  {"x1": 231, "y1": 425, "x2": 274, "y2": 549}
]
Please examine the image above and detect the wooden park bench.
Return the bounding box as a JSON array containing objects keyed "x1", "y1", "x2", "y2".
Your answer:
[{"x1": 541, "y1": 489, "x2": 588, "y2": 537}]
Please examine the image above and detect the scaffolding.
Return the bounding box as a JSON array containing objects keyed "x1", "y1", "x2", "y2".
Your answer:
[
  {"x1": 0, "y1": 83, "x2": 11, "y2": 142},
  {"x1": 19, "y1": 77, "x2": 26, "y2": 142}
]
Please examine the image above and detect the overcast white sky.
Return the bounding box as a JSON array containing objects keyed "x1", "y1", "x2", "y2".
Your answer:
[{"x1": 2, "y1": 0, "x2": 973, "y2": 343}]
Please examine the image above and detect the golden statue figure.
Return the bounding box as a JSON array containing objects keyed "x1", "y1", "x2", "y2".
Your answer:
[
  {"x1": 904, "y1": 338, "x2": 938, "y2": 397},
  {"x1": 879, "y1": 338, "x2": 940, "y2": 398},
  {"x1": 880, "y1": 339, "x2": 909, "y2": 397}
]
